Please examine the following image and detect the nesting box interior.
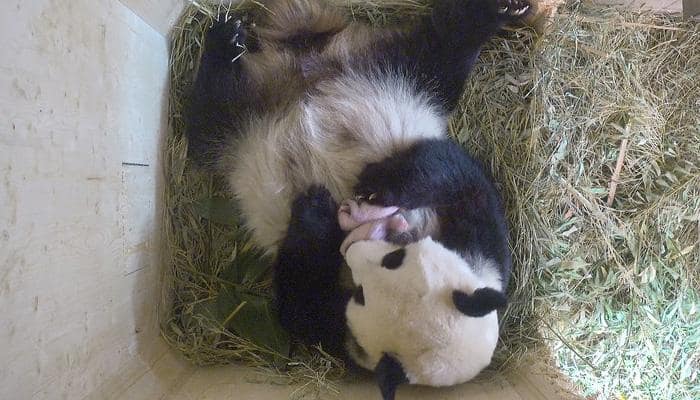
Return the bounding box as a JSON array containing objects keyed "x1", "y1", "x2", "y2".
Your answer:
[
  {"x1": 2, "y1": 1, "x2": 698, "y2": 400},
  {"x1": 0, "y1": 1, "x2": 571, "y2": 399}
]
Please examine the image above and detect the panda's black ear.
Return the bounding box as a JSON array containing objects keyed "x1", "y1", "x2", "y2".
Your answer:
[
  {"x1": 453, "y1": 287, "x2": 507, "y2": 317},
  {"x1": 375, "y1": 354, "x2": 408, "y2": 400}
]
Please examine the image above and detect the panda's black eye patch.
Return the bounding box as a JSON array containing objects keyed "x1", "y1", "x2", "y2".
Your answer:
[
  {"x1": 353, "y1": 285, "x2": 365, "y2": 305},
  {"x1": 381, "y1": 248, "x2": 406, "y2": 269}
]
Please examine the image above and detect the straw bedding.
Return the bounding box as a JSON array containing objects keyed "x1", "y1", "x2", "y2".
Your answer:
[{"x1": 160, "y1": 1, "x2": 700, "y2": 398}]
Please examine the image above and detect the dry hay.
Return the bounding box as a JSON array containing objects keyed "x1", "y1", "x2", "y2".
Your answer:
[
  {"x1": 160, "y1": 0, "x2": 700, "y2": 398},
  {"x1": 515, "y1": 5, "x2": 700, "y2": 399}
]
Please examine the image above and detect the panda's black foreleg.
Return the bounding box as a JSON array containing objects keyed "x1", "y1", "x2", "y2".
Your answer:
[
  {"x1": 355, "y1": 138, "x2": 483, "y2": 210},
  {"x1": 355, "y1": 138, "x2": 512, "y2": 284},
  {"x1": 185, "y1": 16, "x2": 258, "y2": 166},
  {"x1": 273, "y1": 186, "x2": 350, "y2": 357}
]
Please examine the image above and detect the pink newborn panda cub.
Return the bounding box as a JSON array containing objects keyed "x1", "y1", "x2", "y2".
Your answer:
[{"x1": 338, "y1": 199, "x2": 410, "y2": 256}]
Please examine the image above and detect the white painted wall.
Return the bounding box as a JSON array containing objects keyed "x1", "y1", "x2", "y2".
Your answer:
[
  {"x1": 118, "y1": 0, "x2": 187, "y2": 35},
  {"x1": 0, "y1": 1, "x2": 191, "y2": 399},
  {"x1": 0, "y1": 1, "x2": 577, "y2": 399}
]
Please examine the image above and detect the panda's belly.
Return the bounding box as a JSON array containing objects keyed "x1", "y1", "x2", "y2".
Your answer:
[{"x1": 226, "y1": 73, "x2": 446, "y2": 252}]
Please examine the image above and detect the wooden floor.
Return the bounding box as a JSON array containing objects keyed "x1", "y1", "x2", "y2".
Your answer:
[
  {"x1": 593, "y1": 0, "x2": 683, "y2": 13},
  {"x1": 161, "y1": 363, "x2": 580, "y2": 400}
]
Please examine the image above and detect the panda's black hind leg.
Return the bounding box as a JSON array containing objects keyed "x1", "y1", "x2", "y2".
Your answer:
[
  {"x1": 362, "y1": 0, "x2": 531, "y2": 112},
  {"x1": 185, "y1": 14, "x2": 259, "y2": 166}
]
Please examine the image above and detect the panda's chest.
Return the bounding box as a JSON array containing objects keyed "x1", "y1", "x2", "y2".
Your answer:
[
  {"x1": 303, "y1": 74, "x2": 446, "y2": 153},
  {"x1": 294, "y1": 76, "x2": 446, "y2": 190},
  {"x1": 228, "y1": 76, "x2": 445, "y2": 250}
]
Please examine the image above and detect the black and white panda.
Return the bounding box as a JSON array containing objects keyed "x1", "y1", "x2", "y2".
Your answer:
[
  {"x1": 185, "y1": 0, "x2": 529, "y2": 397},
  {"x1": 341, "y1": 235, "x2": 508, "y2": 398}
]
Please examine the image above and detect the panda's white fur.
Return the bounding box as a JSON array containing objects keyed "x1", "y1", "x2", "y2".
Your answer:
[
  {"x1": 345, "y1": 238, "x2": 501, "y2": 386},
  {"x1": 223, "y1": 73, "x2": 445, "y2": 252}
]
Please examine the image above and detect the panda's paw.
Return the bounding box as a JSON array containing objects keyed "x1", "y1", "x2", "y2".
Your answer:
[
  {"x1": 353, "y1": 185, "x2": 397, "y2": 209},
  {"x1": 354, "y1": 176, "x2": 419, "y2": 210},
  {"x1": 205, "y1": 15, "x2": 258, "y2": 63},
  {"x1": 496, "y1": 0, "x2": 531, "y2": 20},
  {"x1": 354, "y1": 162, "x2": 406, "y2": 208},
  {"x1": 290, "y1": 185, "x2": 341, "y2": 240}
]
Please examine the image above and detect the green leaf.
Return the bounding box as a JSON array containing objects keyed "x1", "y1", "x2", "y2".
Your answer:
[
  {"x1": 191, "y1": 298, "x2": 219, "y2": 321},
  {"x1": 239, "y1": 249, "x2": 274, "y2": 285},
  {"x1": 219, "y1": 245, "x2": 273, "y2": 285},
  {"x1": 193, "y1": 197, "x2": 239, "y2": 226},
  {"x1": 216, "y1": 288, "x2": 290, "y2": 358}
]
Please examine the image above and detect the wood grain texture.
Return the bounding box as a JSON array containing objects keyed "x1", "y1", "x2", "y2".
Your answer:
[
  {"x1": 684, "y1": 0, "x2": 700, "y2": 17},
  {"x1": 592, "y1": 0, "x2": 682, "y2": 13}
]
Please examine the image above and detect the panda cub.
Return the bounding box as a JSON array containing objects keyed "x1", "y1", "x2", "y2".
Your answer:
[{"x1": 185, "y1": 0, "x2": 529, "y2": 397}]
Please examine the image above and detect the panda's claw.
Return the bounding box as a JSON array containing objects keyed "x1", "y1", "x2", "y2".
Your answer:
[
  {"x1": 206, "y1": 14, "x2": 258, "y2": 63},
  {"x1": 496, "y1": 0, "x2": 531, "y2": 19},
  {"x1": 354, "y1": 194, "x2": 367, "y2": 202}
]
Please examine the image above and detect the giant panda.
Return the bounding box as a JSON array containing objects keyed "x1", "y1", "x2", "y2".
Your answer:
[
  {"x1": 342, "y1": 236, "x2": 506, "y2": 398},
  {"x1": 185, "y1": 0, "x2": 530, "y2": 398}
]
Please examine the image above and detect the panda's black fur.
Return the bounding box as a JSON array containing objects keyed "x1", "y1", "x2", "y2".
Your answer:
[{"x1": 185, "y1": 0, "x2": 529, "y2": 384}]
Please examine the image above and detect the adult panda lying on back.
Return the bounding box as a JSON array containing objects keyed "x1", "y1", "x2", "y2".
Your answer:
[{"x1": 186, "y1": 0, "x2": 530, "y2": 398}]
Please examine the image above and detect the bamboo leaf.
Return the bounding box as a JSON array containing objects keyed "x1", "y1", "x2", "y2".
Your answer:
[
  {"x1": 193, "y1": 197, "x2": 240, "y2": 226},
  {"x1": 216, "y1": 288, "x2": 290, "y2": 357}
]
